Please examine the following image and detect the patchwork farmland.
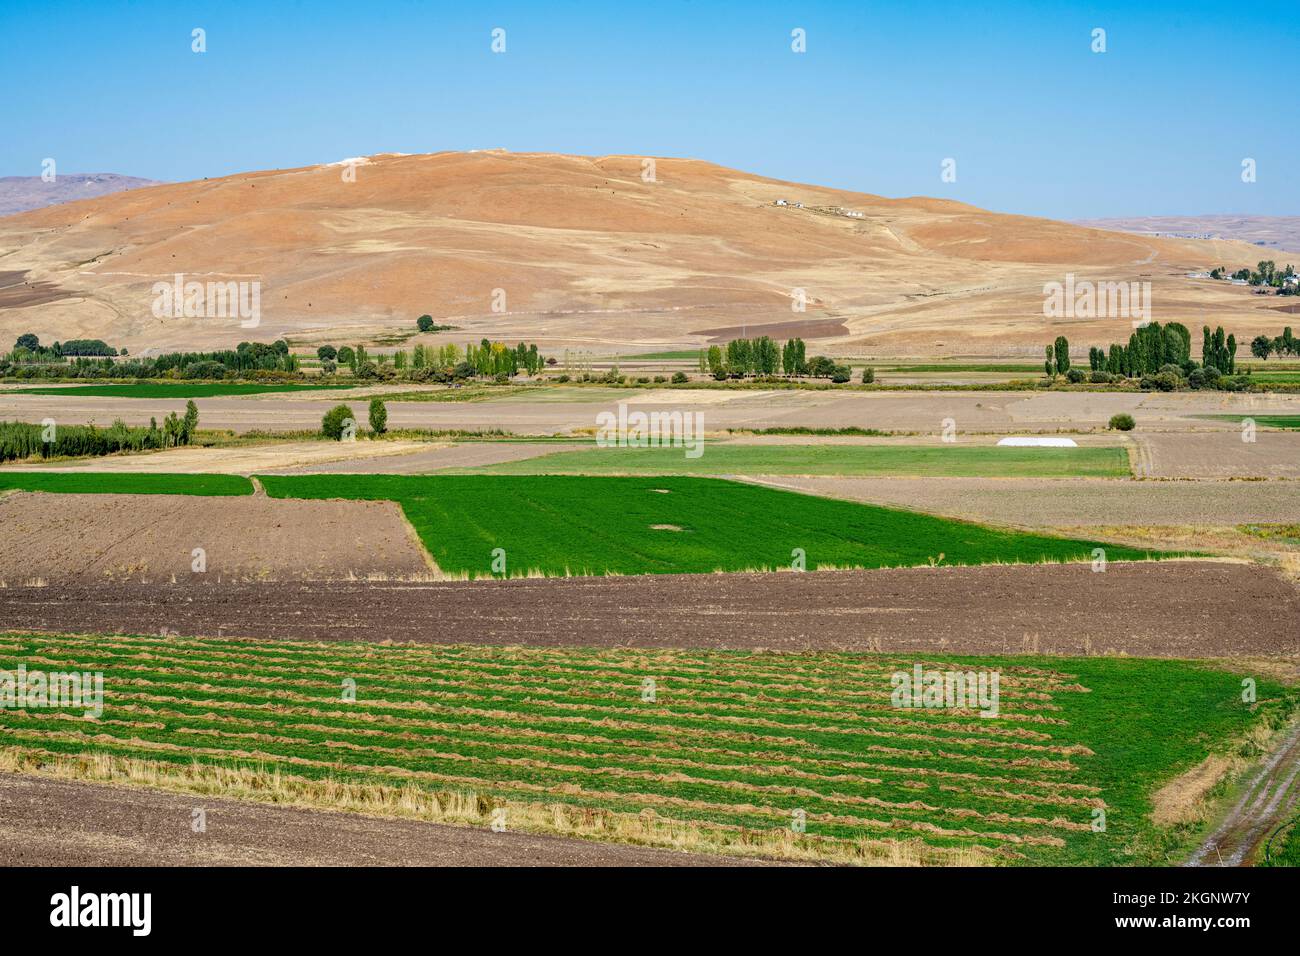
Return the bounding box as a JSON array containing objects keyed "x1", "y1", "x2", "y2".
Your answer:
[{"x1": 1, "y1": 632, "x2": 1289, "y2": 866}]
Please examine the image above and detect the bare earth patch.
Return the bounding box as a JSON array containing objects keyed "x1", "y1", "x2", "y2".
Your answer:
[
  {"x1": 2, "y1": 561, "x2": 1297, "y2": 658},
  {"x1": 0, "y1": 440, "x2": 432, "y2": 475},
  {"x1": 746, "y1": 476, "x2": 1300, "y2": 527},
  {"x1": 0, "y1": 773, "x2": 745, "y2": 867},
  {"x1": 0, "y1": 492, "x2": 433, "y2": 583},
  {"x1": 1134, "y1": 432, "x2": 1300, "y2": 479},
  {"x1": 264, "y1": 441, "x2": 583, "y2": 474}
]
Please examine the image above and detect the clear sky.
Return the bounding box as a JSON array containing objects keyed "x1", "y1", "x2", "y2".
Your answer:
[{"x1": 2, "y1": 0, "x2": 1295, "y2": 220}]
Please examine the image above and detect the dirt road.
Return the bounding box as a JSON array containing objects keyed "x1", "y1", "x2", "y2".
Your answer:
[
  {"x1": 0, "y1": 774, "x2": 745, "y2": 867},
  {"x1": 1186, "y1": 722, "x2": 1300, "y2": 867},
  {"x1": 2, "y1": 561, "x2": 1297, "y2": 657}
]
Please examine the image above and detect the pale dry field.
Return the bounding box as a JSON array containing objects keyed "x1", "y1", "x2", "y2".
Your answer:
[
  {"x1": 1132, "y1": 431, "x2": 1300, "y2": 479},
  {"x1": 746, "y1": 476, "x2": 1300, "y2": 527},
  {"x1": 2, "y1": 387, "x2": 1296, "y2": 436},
  {"x1": 0, "y1": 491, "x2": 432, "y2": 583},
  {"x1": 0, "y1": 439, "x2": 433, "y2": 475},
  {"x1": 264, "y1": 441, "x2": 583, "y2": 474}
]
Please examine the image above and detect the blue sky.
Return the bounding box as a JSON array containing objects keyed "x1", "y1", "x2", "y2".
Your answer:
[{"x1": 2, "y1": 0, "x2": 1295, "y2": 219}]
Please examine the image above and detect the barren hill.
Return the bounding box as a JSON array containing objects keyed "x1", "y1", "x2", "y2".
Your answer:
[
  {"x1": 0, "y1": 173, "x2": 163, "y2": 219},
  {"x1": 0, "y1": 151, "x2": 1286, "y2": 357},
  {"x1": 1074, "y1": 215, "x2": 1300, "y2": 258}
]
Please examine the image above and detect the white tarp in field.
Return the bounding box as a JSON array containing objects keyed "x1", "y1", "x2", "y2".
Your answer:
[{"x1": 995, "y1": 436, "x2": 1078, "y2": 447}]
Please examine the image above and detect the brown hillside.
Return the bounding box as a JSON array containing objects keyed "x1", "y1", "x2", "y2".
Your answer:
[{"x1": 0, "y1": 151, "x2": 1283, "y2": 356}]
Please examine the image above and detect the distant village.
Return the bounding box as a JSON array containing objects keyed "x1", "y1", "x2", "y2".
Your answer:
[
  {"x1": 772, "y1": 199, "x2": 865, "y2": 219},
  {"x1": 1207, "y1": 260, "x2": 1298, "y2": 295}
]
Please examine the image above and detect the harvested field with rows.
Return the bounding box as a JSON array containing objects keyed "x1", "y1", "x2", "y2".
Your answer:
[{"x1": 0, "y1": 632, "x2": 1288, "y2": 865}]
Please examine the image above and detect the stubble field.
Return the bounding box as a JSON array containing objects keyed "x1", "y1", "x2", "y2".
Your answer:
[{"x1": 0, "y1": 631, "x2": 1288, "y2": 866}]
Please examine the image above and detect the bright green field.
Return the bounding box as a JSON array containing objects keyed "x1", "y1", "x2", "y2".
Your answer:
[
  {"x1": 879, "y1": 364, "x2": 1041, "y2": 373},
  {"x1": 1246, "y1": 373, "x2": 1300, "y2": 384},
  {"x1": 1213, "y1": 414, "x2": 1300, "y2": 430},
  {"x1": 15, "y1": 383, "x2": 355, "y2": 398},
  {"x1": 1263, "y1": 819, "x2": 1300, "y2": 866},
  {"x1": 462, "y1": 443, "x2": 1132, "y2": 478},
  {"x1": 0, "y1": 473, "x2": 253, "y2": 496},
  {"x1": 259, "y1": 474, "x2": 1162, "y2": 576},
  {"x1": 617, "y1": 350, "x2": 701, "y2": 361},
  {"x1": 0, "y1": 631, "x2": 1285, "y2": 865}
]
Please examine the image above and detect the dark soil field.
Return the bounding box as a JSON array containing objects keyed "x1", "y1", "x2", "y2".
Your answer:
[
  {"x1": 0, "y1": 774, "x2": 747, "y2": 867},
  {"x1": 2, "y1": 561, "x2": 1295, "y2": 657}
]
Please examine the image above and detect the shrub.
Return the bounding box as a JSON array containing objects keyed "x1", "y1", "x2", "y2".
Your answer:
[
  {"x1": 636, "y1": 376, "x2": 651, "y2": 384},
  {"x1": 653, "y1": 375, "x2": 667, "y2": 383},
  {"x1": 322, "y1": 404, "x2": 355, "y2": 440},
  {"x1": 336, "y1": 346, "x2": 355, "y2": 366},
  {"x1": 556, "y1": 374, "x2": 570, "y2": 383},
  {"x1": 1139, "y1": 375, "x2": 1157, "y2": 391},
  {"x1": 321, "y1": 360, "x2": 336, "y2": 375},
  {"x1": 861, "y1": 367, "x2": 875, "y2": 384},
  {"x1": 671, "y1": 371, "x2": 688, "y2": 384},
  {"x1": 1109, "y1": 413, "x2": 1135, "y2": 431},
  {"x1": 417, "y1": 315, "x2": 435, "y2": 332},
  {"x1": 1066, "y1": 368, "x2": 1085, "y2": 384},
  {"x1": 1089, "y1": 370, "x2": 1111, "y2": 384},
  {"x1": 1154, "y1": 370, "x2": 1181, "y2": 391},
  {"x1": 1188, "y1": 367, "x2": 1206, "y2": 389},
  {"x1": 368, "y1": 398, "x2": 388, "y2": 435}
]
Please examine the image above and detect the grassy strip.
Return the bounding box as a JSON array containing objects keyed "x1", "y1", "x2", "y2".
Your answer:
[
  {"x1": 0, "y1": 473, "x2": 253, "y2": 496},
  {"x1": 878, "y1": 364, "x2": 1043, "y2": 373},
  {"x1": 257, "y1": 474, "x2": 1163, "y2": 576},
  {"x1": 457, "y1": 444, "x2": 1131, "y2": 478},
  {"x1": 1262, "y1": 817, "x2": 1300, "y2": 866},
  {"x1": 0, "y1": 632, "x2": 1289, "y2": 865},
  {"x1": 1210, "y1": 414, "x2": 1300, "y2": 430},
  {"x1": 15, "y1": 383, "x2": 356, "y2": 398}
]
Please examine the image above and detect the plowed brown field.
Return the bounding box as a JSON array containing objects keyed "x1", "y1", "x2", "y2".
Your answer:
[{"x1": 2, "y1": 561, "x2": 1296, "y2": 658}]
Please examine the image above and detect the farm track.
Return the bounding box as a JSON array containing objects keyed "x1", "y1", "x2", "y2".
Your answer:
[
  {"x1": 0, "y1": 773, "x2": 752, "y2": 867},
  {"x1": 1, "y1": 561, "x2": 1297, "y2": 657},
  {"x1": 1186, "y1": 721, "x2": 1300, "y2": 867}
]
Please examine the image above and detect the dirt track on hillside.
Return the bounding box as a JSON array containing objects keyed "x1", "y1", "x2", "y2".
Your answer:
[
  {"x1": 3, "y1": 561, "x2": 1297, "y2": 657},
  {"x1": 0, "y1": 774, "x2": 745, "y2": 867}
]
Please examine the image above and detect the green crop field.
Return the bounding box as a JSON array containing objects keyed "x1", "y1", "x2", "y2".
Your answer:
[
  {"x1": 15, "y1": 383, "x2": 355, "y2": 399},
  {"x1": 460, "y1": 443, "x2": 1132, "y2": 478},
  {"x1": 1262, "y1": 820, "x2": 1300, "y2": 867},
  {"x1": 1212, "y1": 414, "x2": 1300, "y2": 430},
  {"x1": 0, "y1": 631, "x2": 1284, "y2": 865},
  {"x1": 878, "y1": 364, "x2": 1042, "y2": 374},
  {"x1": 0, "y1": 473, "x2": 253, "y2": 496},
  {"x1": 259, "y1": 474, "x2": 1162, "y2": 576},
  {"x1": 1245, "y1": 372, "x2": 1300, "y2": 384}
]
